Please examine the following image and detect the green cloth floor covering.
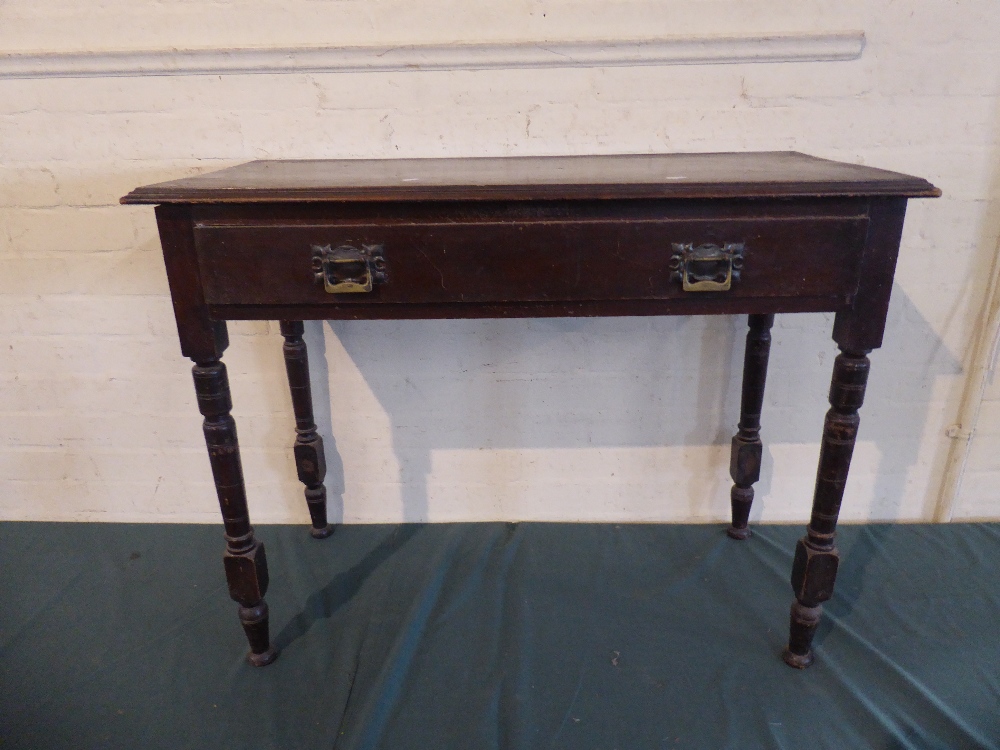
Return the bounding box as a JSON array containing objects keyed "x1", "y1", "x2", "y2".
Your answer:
[{"x1": 1, "y1": 522, "x2": 998, "y2": 749}]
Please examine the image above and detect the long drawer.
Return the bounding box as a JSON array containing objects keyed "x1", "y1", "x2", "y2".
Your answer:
[{"x1": 193, "y1": 210, "x2": 869, "y2": 309}]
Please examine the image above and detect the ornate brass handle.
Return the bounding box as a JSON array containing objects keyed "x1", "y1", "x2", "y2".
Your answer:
[
  {"x1": 669, "y1": 242, "x2": 745, "y2": 292},
  {"x1": 311, "y1": 244, "x2": 387, "y2": 293}
]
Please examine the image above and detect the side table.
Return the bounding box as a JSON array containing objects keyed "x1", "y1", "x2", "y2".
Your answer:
[{"x1": 122, "y1": 152, "x2": 939, "y2": 668}]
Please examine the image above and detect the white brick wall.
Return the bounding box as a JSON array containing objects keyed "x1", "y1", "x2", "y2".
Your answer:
[{"x1": 1, "y1": 0, "x2": 998, "y2": 524}]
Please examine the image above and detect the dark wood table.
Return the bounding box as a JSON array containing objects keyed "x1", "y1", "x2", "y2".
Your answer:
[{"x1": 123, "y1": 152, "x2": 939, "y2": 669}]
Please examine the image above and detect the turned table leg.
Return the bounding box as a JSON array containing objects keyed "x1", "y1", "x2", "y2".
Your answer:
[
  {"x1": 279, "y1": 321, "x2": 334, "y2": 539},
  {"x1": 193, "y1": 358, "x2": 277, "y2": 666},
  {"x1": 783, "y1": 348, "x2": 870, "y2": 668},
  {"x1": 728, "y1": 313, "x2": 775, "y2": 540}
]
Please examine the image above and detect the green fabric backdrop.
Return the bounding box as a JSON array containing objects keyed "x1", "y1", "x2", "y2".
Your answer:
[{"x1": 1, "y1": 522, "x2": 997, "y2": 749}]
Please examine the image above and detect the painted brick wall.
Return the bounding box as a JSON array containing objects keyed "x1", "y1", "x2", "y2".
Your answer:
[{"x1": 1, "y1": 1, "x2": 998, "y2": 524}]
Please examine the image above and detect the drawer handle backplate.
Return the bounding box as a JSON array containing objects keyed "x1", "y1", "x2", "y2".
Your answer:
[
  {"x1": 312, "y1": 243, "x2": 387, "y2": 293},
  {"x1": 669, "y1": 242, "x2": 745, "y2": 292}
]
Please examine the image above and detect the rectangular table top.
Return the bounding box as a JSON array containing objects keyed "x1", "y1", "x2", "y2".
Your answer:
[{"x1": 121, "y1": 152, "x2": 940, "y2": 204}]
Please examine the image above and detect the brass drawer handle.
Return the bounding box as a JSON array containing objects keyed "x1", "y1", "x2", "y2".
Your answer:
[
  {"x1": 670, "y1": 242, "x2": 745, "y2": 292},
  {"x1": 311, "y1": 243, "x2": 387, "y2": 293}
]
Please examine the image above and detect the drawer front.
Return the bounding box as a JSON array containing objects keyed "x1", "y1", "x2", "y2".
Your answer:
[{"x1": 194, "y1": 216, "x2": 868, "y2": 307}]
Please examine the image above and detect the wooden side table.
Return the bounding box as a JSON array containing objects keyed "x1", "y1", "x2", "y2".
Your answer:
[{"x1": 123, "y1": 152, "x2": 939, "y2": 669}]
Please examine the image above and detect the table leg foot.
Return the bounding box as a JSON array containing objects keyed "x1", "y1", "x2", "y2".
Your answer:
[
  {"x1": 304, "y1": 485, "x2": 334, "y2": 539},
  {"x1": 310, "y1": 524, "x2": 335, "y2": 540},
  {"x1": 247, "y1": 648, "x2": 279, "y2": 667},
  {"x1": 783, "y1": 601, "x2": 821, "y2": 668},
  {"x1": 727, "y1": 485, "x2": 754, "y2": 539},
  {"x1": 240, "y1": 602, "x2": 279, "y2": 666},
  {"x1": 782, "y1": 648, "x2": 814, "y2": 670}
]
